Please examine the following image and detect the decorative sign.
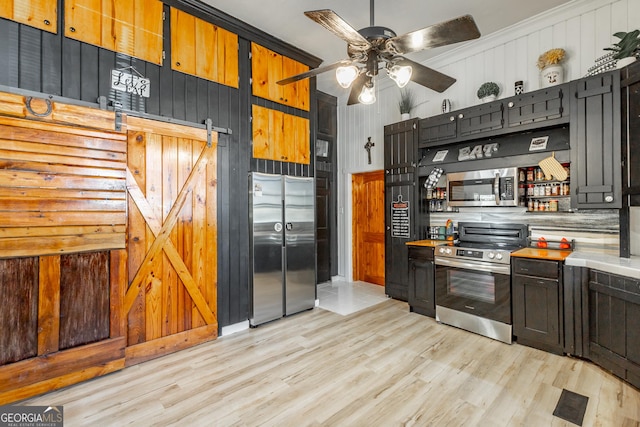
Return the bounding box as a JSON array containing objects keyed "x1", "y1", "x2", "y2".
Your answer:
[
  {"x1": 111, "y1": 69, "x2": 150, "y2": 98},
  {"x1": 316, "y1": 139, "x2": 329, "y2": 157},
  {"x1": 529, "y1": 136, "x2": 549, "y2": 151},
  {"x1": 458, "y1": 142, "x2": 499, "y2": 161},
  {"x1": 432, "y1": 150, "x2": 448, "y2": 162},
  {"x1": 391, "y1": 195, "x2": 410, "y2": 238}
]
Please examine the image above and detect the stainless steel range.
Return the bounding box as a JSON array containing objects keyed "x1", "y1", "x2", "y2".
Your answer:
[{"x1": 434, "y1": 222, "x2": 528, "y2": 344}]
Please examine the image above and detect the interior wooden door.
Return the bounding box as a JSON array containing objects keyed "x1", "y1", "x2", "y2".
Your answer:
[
  {"x1": 124, "y1": 117, "x2": 218, "y2": 366},
  {"x1": 352, "y1": 171, "x2": 385, "y2": 286}
]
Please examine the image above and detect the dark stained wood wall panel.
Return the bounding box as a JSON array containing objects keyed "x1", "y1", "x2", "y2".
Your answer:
[
  {"x1": 0, "y1": 257, "x2": 39, "y2": 366},
  {"x1": 59, "y1": 251, "x2": 110, "y2": 350}
]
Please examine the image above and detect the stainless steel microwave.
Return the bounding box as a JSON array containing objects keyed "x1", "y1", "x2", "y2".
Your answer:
[{"x1": 447, "y1": 167, "x2": 518, "y2": 207}]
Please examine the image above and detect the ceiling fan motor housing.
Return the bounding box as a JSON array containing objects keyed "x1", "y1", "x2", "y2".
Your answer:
[{"x1": 358, "y1": 26, "x2": 397, "y2": 41}]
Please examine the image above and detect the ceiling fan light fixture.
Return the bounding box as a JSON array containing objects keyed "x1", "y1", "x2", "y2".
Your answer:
[
  {"x1": 388, "y1": 64, "x2": 413, "y2": 88},
  {"x1": 358, "y1": 81, "x2": 376, "y2": 105},
  {"x1": 335, "y1": 65, "x2": 359, "y2": 88}
]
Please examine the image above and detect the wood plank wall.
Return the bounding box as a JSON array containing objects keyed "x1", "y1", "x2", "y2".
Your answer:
[
  {"x1": 0, "y1": 94, "x2": 128, "y2": 403},
  {"x1": 0, "y1": 113, "x2": 127, "y2": 257},
  {"x1": 0, "y1": 0, "x2": 319, "y2": 331}
]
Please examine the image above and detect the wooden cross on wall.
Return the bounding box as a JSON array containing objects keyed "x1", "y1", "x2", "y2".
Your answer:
[{"x1": 364, "y1": 137, "x2": 374, "y2": 164}]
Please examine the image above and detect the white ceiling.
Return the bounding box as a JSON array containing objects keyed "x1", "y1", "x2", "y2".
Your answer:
[{"x1": 201, "y1": 0, "x2": 573, "y2": 96}]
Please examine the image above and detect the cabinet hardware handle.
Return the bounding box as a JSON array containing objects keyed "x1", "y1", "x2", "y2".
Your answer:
[
  {"x1": 176, "y1": 62, "x2": 181, "y2": 67},
  {"x1": 605, "y1": 195, "x2": 613, "y2": 202},
  {"x1": 449, "y1": 116, "x2": 455, "y2": 121},
  {"x1": 44, "y1": 19, "x2": 51, "y2": 25},
  {"x1": 508, "y1": 102, "x2": 514, "y2": 108},
  {"x1": 458, "y1": 113, "x2": 464, "y2": 119},
  {"x1": 69, "y1": 26, "x2": 76, "y2": 32}
]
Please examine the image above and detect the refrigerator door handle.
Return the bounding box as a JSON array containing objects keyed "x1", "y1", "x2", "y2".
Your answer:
[
  {"x1": 274, "y1": 222, "x2": 283, "y2": 232},
  {"x1": 285, "y1": 222, "x2": 293, "y2": 231}
]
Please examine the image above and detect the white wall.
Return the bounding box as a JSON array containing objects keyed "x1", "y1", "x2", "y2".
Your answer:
[{"x1": 335, "y1": 0, "x2": 640, "y2": 279}]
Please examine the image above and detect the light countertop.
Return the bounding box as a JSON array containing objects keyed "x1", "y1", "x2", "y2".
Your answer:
[{"x1": 565, "y1": 252, "x2": 640, "y2": 279}]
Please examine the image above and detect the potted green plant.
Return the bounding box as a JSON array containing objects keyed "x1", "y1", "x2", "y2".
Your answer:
[
  {"x1": 398, "y1": 88, "x2": 415, "y2": 120},
  {"x1": 476, "y1": 82, "x2": 500, "y2": 102},
  {"x1": 604, "y1": 30, "x2": 640, "y2": 68}
]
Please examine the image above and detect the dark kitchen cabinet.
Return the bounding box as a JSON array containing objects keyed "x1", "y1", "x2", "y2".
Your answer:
[
  {"x1": 456, "y1": 100, "x2": 504, "y2": 139},
  {"x1": 418, "y1": 113, "x2": 457, "y2": 147},
  {"x1": 505, "y1": 83, "x2": 568, "y2": 130},
  {"x1": 384, "y1": 119, "x2": 419, "y2": 301},
  {"x1": 584, "y1": 269, "x2": 640, "y2": 389},
  {"x1": 621, "y1": 61, "x2": 640, "y2": 206},
  {"x1": 418, "y1": 84, "x2": 569, "y2": 148},
  {"x1": 408, "y1": 246, "x2": 435, "y2": 317},
  {"x1": 620, "y1": 61, "x2": 640, "y2": 257},
  {"x1": 570, "y1": 70, "x2": 622, "y2": 209},
  {"x1": 512, "y1": 258, "x2": 564, "y2": 354}
]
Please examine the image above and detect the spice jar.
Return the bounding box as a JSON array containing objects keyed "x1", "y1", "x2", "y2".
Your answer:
[
  {"x1": 549, "y1": 199, "x2": 558, "y2": 211},
  {"x1": 526, "y1": 168, "x2": 534, "y2": 182},
  {"x1": 536, "y1": 168, "x2": 544, "y2": 181}
]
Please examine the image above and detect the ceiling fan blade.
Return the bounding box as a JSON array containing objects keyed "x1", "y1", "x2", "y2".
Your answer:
[
  {"x1": 347, "y1": 74, "x2": 368, "y2": 106},
  {"x1": 305, "y1": 9, "x2": 371, "y2": 49},
  {"x1": 277, "y1": 60, "x2": 356, "y2": 85},
  {"x1": 395, "y1": 57, "x2": 456, "y2": 93},
  {"x1": 385, "y1": 15, "x2": 481, "y2": 55}
]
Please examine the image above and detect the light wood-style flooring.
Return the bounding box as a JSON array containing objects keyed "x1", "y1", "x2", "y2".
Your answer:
[{"x1": 21, "y1": 299, "x2": 640, "y2": 426}]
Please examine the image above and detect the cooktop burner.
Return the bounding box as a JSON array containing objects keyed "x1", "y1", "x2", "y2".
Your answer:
[
  {"x1": 435, "y1": 222, "x2": 529, "y2": 265},
  {"x1": 452, "y1": 241, "x2": 524, "y2": 251}
]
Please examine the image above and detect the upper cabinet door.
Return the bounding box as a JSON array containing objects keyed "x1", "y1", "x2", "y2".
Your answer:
[
  {"x1": 171, "y1": 7, "x2": 239, "y2": 88},
  {"x1": 0, "y1": 0, "x2": 58, "y2": 33},
  {"x1": 251, "y1": 42, "x2": 310, "y2": 111},
  {"x1": 65, "y1": 0, "x2": 163, "y2": 65},
  {"x1": 570, "y1": 71, "x2": 622, "y2": 209},
  {"x1": 282, "y1": 56, "x2": 309, "y2": 111}
]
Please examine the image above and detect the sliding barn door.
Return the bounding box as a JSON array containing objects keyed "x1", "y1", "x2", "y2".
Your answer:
[{"x1": 124, "y1": 117, "x2": 218, "y2": 365}]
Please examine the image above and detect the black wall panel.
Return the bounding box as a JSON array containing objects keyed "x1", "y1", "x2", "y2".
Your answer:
[
  {"x1": 19, "y1": 26, "x2": 42, "y2": 91},
  {"x1": 0, "y1": 20, "x2": 19, "y2": 88},
  {"x1": 0, "y1": 0, "x2": 317, "y2": 330}
]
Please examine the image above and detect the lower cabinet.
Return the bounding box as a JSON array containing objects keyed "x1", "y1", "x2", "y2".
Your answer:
[
  {"x1": 585, "y1": 269, "x2": 640, "y2": 389},
  {"x1": 408, "y1": 246, "x2": 435, "y2": 318},
  {"x1": 512, "y1": 258, "x2": 564, "y2": 354}
]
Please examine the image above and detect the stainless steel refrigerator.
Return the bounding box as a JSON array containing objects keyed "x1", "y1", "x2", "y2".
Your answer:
[{"x1": 249, "y1": 172, "x2": 316, "y2": 326}]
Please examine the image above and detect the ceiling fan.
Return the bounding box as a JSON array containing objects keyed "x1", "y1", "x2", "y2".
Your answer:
[{"x1": 277, "y1": 0, "x2": 481, "y2": 105}]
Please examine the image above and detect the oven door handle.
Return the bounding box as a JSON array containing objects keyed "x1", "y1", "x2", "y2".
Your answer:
[
  {"x1": 494, "y1": 173, "x2": 500, "y2": 205},
  {"x1": 435, "y1": 256, "x2": 511, "y2": 275}
]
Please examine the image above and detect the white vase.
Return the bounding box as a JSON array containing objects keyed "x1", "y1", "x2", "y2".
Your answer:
[
  {"x1": 481, "y1": 94, "x2": 496, "y2": 103},
  {"x1": 616, "y1": 56, "x2": 637, "y2": 69},
  {"x1": 401, "y1": 113, "x2": 410, "y2": 121},
  {"x1": 540, "y1": 64, "x2": 563, "y2": 88}
]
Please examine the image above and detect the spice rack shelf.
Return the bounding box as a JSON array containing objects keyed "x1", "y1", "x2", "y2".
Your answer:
[{"x1": 519, "y1": 164, "x2": 571, "y2": 212}]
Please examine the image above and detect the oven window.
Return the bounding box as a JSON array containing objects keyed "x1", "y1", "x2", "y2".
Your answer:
[{"x1": 447, "y1": 269, "x2": 495, "y2": 303}]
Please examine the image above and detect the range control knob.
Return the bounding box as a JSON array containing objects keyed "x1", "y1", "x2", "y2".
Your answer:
[
  {"x1": 496, "y1": 253, "x2": 504, "y2": 260},
  {"x1": 438, "y1": 247, "x2": 446, "y2": 254},
  {"x1": 445, "y1": 248, "x2": 453, "y2": 255},
  {"x1": 487, "y1": 252, "x2": 495, "y2": 259}
]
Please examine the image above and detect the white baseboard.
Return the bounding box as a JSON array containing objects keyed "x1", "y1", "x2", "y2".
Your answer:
[{"x1": 220, "y1": 320, "x2": 249, "y2": 337}]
